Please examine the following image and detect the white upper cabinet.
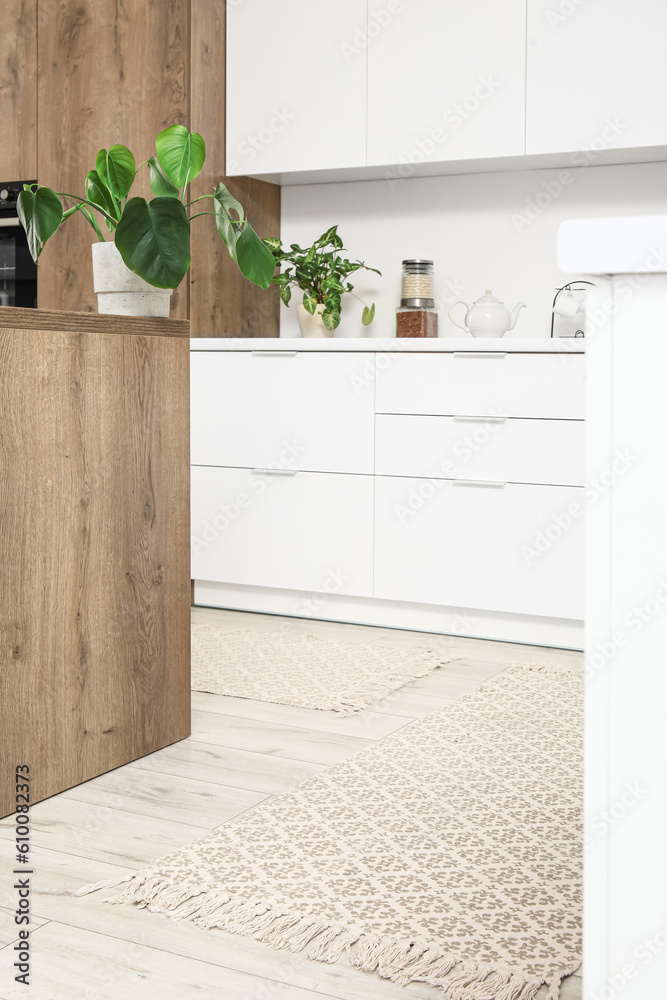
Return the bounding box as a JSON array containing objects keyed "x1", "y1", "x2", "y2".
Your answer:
[
  {"x1": 526, "y1": 0, "x2": 667, "y2": 155},
  {"x1": 225, "y1": 0, "x2": 367, "y2": 175},
  {"x1": 366, "y1": 0, "x2": 526, "y2": 166}
]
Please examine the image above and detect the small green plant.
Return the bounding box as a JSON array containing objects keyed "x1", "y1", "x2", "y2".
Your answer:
[
  {"x1": 17, "y1": 125, "x2": 276, "y2": 290},
  {"x1": 264, "y1": 226, "x2": 380, "y2": 330}
]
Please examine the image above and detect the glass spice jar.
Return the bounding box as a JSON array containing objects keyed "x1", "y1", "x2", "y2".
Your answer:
[{"x1": 396, "y1": 259, "x2": 438, "y2": 338}]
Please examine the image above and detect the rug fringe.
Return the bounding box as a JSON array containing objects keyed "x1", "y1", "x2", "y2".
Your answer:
[
  {"x1": 510, "y1": 661, "x2": 582, "y2": 677},
  {"x1": 96, "y1": 873, "x2": 570, "y2": 998},
  {"x1": 331, "y1": 654, "x2": 459, "y2": 716},
  {"x1": 74, "y1": 875, "x2": 135, "y2": 896}
]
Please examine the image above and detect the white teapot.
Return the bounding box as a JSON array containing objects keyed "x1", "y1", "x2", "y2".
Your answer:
[{"x1": 448, "y1": 290, "x2": 526, "y2": 338}]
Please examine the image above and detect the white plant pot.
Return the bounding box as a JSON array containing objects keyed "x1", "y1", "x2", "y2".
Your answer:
[
  {"x1": 91, "y1": 242, "x2": 173, "y2": 317},
  {"x1": 297, "y1": 303, "x2": 333, "y2": 338}
]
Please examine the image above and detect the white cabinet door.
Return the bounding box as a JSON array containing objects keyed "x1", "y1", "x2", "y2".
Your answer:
[
  {"x1": 191, "y1": 466, "x2": 374, "y2": 597},
  {"x1": 226, "y1": 0, "x2": 367, "y2": 175},
  {"x1": 375, "y1": 353, "x2": 586, "y2": 419},
  {"x1": 526, "y1": 0, "x2": 667, "y2": 154},
  {"x1": 191, "y1": 351, "x2": 375, "y2": 474},
  {"x1": 367, "y1": 0, "x2": 526, "y2": 167},
  {"x1": 376, "y1": 414, "x2": 585, "y2": 486},
  {"x1": 375, "y1": 477, "x2": 584, "y2": 620}
]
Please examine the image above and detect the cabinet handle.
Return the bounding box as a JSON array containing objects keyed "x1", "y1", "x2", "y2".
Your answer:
[
  {"x1": 1, "y1": 218, "x2": 21, "y2": 228},
  {"x1": 452, "y1": 352, "x2": 508, "y2": 359},
  {"x1": 452, "y1": 479, "x2": 506, "y2": 489},
  {"x1": 453, "y1": 415, "x2": 507, "y2": 423},
  {"x1": 251, "y1": 351, "x2": 298, "y2": 357},
  {"x1": 251, "y1": 468, "x2": 298, "y2": 476}
]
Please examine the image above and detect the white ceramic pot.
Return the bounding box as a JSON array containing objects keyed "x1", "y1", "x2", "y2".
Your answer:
[
  {"x1": 91, "y1": 242, "x2": 173, "y2": 317},
  {"x1": 297, "y1": 303, "x2": 333, "y2": 338}
]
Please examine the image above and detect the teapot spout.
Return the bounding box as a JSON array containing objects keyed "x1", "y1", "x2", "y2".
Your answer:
[{"x1": 508, "y1": 302, "x2": 527, "y2": 331}]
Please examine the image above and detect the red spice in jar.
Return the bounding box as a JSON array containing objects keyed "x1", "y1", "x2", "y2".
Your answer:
[{"x1": 396, "y1": 308, "x2": 438, "y2": 338}]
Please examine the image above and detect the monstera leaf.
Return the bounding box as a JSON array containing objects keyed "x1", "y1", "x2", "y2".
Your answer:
[
  {"x1": 155, "y1": 125, "x2": 205, "y2": 188},
  {"x1": 95, "y1": 145, "x2": 136, "y2": 202},
  {"x1": 17, "y1": 186, "x2": 64, "y2": 261},
  {"x1": 115, "y1": 196, "x2": 191, "y2": 289}
]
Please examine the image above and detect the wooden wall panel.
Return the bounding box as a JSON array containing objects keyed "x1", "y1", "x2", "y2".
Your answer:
[
  {"x1": 189, "y1": 0, "x2": 281, "y2": 337},
  {"x1": 0, "y1": 314, "x2": 190, "y2": 817},
  {"x1": 36, "y1": 0, "x2": 190, "y2": 317},
  {"x1": 0, "y1": 0, "x2": 37, "y2": 180}
]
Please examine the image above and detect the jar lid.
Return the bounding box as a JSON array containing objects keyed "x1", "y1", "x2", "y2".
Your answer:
[
  {"x1": 401, "y1": 297, "x2": 435, "y2": 308},
  {"x1": 402, "y1": 259, "x2": 433, "y2": 266}
]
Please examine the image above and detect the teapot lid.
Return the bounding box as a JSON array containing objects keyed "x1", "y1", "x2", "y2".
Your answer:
[{"x1": 474, "y1": 289, "x2": 503, "y2": 304}]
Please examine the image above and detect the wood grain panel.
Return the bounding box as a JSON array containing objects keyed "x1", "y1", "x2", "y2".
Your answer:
[
  {"x1": 36, "y1": 0, "x2": 190, "y2": 318},
  {"x1": 0, "y1": 0, "x2": 37, "y2": 180},
  {"x1": 0, "y1": 318, "x2": 190, "y2": 817},
  {"x1": 0, "y1": 305, "x2": 189, "y2": 337},
  {"x1": 189, "y1": 0, "x2": 281, "y2": 337}
]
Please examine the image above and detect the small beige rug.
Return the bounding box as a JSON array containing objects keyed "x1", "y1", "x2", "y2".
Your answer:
[
  {"x1": 190, "y1": 623, "x2": 456, "y2": 716},
  {"x1": 79, "y1": 664, "x2": 582, "y2": 999}
]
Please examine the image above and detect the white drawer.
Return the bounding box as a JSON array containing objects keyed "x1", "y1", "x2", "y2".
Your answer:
[
  {"x1": 191, "y1": 466, "x2": 374, "y2": 597},
  {"x1": 191, "y1": 351, "x2": 375, "y2": 474},
  {"x1": 375, "y1": 352, "x2": 585, "y2": 418},
  {"x1": 375, "y1": 414, "x2": 585, "y2": 486},
  {"x1": 374, "y1": 477, "x2": 584, "y2": 620}
]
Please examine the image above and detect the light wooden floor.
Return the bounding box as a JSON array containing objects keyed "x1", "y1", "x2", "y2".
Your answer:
[{"x1": 0, "y1": 608, "x2": 583, "y2": 1000}]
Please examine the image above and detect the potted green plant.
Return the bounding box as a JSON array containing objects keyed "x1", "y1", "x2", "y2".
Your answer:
[
  {"x1": 17, "y1": 125, "x2": 276, "y2": 317},
  {"x1": 265, "y1": 226, "x2": 380, "y2": 337}
]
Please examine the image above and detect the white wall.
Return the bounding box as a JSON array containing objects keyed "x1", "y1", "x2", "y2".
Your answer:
[{"x1": 279, "y1": 160, "x2": 667, "y2": 338}]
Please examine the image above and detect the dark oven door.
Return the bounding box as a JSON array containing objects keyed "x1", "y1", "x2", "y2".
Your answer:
[
  {"x1": 0, "y1": 217, "x2": 37, "y2": 308},
  {"x1": 0, "y1": 180, "x2": 38, "y2": 308}
]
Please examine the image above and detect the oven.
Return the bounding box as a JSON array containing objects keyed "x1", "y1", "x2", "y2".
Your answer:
[{"x1": 0, "y1": 181, "x2": 38, "y2": 308}]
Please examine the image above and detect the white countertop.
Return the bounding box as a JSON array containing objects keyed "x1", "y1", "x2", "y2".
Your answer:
[
  {"x1": 558, "y1": 214, "x2": 667, "y2": 274},
  {"x1": 190, "y1": 337, "x2": 585, "y2": 353}
]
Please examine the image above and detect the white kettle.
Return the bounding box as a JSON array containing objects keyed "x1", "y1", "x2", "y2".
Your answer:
[{"x1": 448, "y1": 290, "x2": 526, "y2": 338}]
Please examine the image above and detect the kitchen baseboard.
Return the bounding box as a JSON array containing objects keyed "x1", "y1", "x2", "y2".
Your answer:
[{"x1": 193, "y1": 581, "x2": 584, "y2": 651}]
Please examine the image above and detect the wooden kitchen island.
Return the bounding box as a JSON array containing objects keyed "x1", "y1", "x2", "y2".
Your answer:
[{"x1": 0, "y1": 307, "x2": 191, "y2": 817}]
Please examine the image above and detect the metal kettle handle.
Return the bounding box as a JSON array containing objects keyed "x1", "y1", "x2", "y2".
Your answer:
[{"x1": 448, "y1": 300, "x2": 470, "y2": 332}]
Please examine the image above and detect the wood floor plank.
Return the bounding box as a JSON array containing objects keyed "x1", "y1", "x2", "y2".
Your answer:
[
  {"x1": 191, "y1": 690, "x2": 415, "y2": 737},
  {"x1": 404, "y1": 671, "x2": 488, "y2": 700},
  {"x1": 0, "y1": 920, "x2": 350, "y2": 1000},
  {"x1": 131, "y1": 738, "x2": 326, "y2": 794},
  {"x1": 0, "y1": 797, "x2": 209, "y2": 869},
  {"x1": 190, "y1": 709, "x2": 374, "y2": 765},
  {"x1": 60, "y1": 763, "x2": 268, "y2": 829}
]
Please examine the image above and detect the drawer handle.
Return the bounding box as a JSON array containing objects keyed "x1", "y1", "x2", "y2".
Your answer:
[
  {"x1": 453, "y1": 415, "x2": 507, "y2": 423},
  {"x1": 452, "y1": 352, "x2": 508, "y2": 359},
  {"x1": 452, "y1": 479, "x2": 506, "y2": 489},
  {"x1": 251, "y1": 468, "x2": 298, "y2": 476},
  {"x1": 251, "y1": 351, "x2": 298, "y2": 357}
]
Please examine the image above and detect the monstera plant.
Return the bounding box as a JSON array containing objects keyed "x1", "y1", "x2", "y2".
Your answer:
[{"x1": 17, "y1": 124, "x2": 276, "y2": 291}]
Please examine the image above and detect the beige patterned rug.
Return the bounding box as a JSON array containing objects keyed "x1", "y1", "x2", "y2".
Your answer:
[
  {"x1": 79, "y1": 663, "x2": 582, "y2": 999},
  {"x1": 190, "y1": 623, "x2": 456, "y2": 716}
]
